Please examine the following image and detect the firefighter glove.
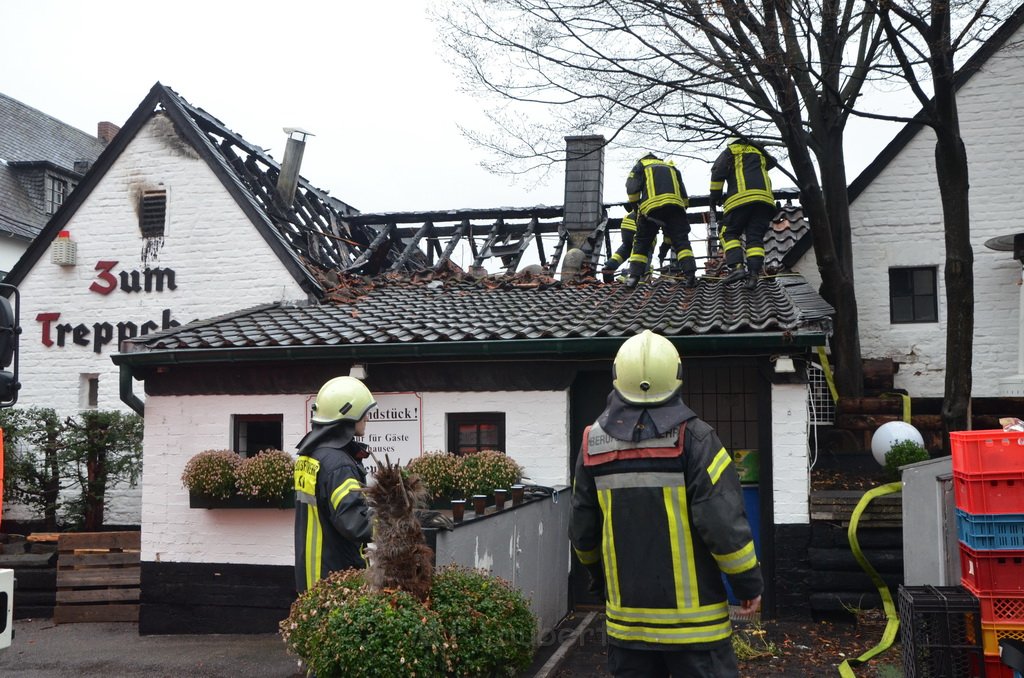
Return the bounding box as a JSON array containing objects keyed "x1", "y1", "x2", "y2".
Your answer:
[{"x1": 415, "y1": 509, "x2": 455, "y2": 531}]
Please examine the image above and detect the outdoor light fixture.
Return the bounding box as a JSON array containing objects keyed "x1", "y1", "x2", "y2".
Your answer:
[
  {"x1": 349, "y1": 363, "x2": 367, "y2": 380},
  {"x1": 774, "y1": 356, "x2": 796, "y2": 374}
]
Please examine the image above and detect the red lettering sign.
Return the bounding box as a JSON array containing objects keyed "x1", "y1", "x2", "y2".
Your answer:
[{"x1": 89, "y1": 260, "x2": 118, "y2": 295}]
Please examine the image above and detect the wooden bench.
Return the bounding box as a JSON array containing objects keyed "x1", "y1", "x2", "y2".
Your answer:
[{"x1": 54, "y1": 532, "x2": 140, "y2": 623}]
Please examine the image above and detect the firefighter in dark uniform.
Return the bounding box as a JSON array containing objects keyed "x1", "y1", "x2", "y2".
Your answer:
[
  {"x1": 601, "y1": 209, "x2": 673, "y2": 283},
  {"x1": 709, "y1": 138, "x2": 777, "y2": 289},
  {"x1": 570, "y1": 330, "x2": 762, "y2": 677},
  {"x1": 624, "y1": 154, "x2": 697, "y2": 289},
  {"x1": 293, "y1": 376, "x2": 376, "y2": 593}
]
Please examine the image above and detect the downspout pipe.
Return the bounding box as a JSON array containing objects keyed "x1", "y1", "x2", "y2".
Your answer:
[{"x1": 120, "y1": 363, "x2": 145, "y2": 416}]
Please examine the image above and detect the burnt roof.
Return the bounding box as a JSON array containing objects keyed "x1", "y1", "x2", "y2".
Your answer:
[{"x1": 115, "y1": 273, "x2": 832, "y2": 366}]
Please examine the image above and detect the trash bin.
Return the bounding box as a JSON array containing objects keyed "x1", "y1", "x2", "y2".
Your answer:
[{"x1": 724, "y1": 484, "x2": 760, "y2": 605}]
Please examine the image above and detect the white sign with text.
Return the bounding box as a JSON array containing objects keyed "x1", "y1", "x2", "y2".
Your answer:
[{"x1": 305, "y1": 391, "x2": 423, "y2": 467}]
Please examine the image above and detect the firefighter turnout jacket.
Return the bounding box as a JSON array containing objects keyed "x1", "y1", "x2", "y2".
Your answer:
[
  {"x1": 626, "y1": 155, "x2": 689, "y2": 215},
  {"x1": 294, "y1": 441, "x2": 373, "y2": 593},
  {"x1": 709, "y1": 141, "x2": 776, "y2": 213},
  {"x1": 570, "y1": 408, "x2": 762, "y2": 650}
]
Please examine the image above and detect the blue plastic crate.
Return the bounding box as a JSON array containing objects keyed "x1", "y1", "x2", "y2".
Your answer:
[{"x1": 956, "y1": 509, "x2": 1024, "y2": 550}]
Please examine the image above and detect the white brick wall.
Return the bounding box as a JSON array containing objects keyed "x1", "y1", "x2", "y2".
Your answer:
[
  {"x1": 793, "y1": 23, "x2": 1024, "y2": 397},
  {"x1": 772, "y1": 383, "x2": 809, "y2": 524},
  {"x1": 10, "y1": 113, "x2": 308, "y2": 524},
  {"x1": 142, "y1": 390, "x2": 570, "y2": 563}
]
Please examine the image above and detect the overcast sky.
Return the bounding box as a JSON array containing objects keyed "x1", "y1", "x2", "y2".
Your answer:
[{"x1": 1, "y1": 1, "x2": 907, "y2": 216}]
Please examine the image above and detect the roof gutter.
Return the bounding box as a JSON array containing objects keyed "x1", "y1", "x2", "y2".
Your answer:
[
  {"x1": 113, "y1": 331, "x2": 827, "y2": 370},
  {"x1": 120, "y1": 363, "x2": 145, "y2": 416}
]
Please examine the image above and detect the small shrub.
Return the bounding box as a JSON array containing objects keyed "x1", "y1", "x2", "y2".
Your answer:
[
  {"x1": 181, "y1": 450, "x2": 241, "y2": 499},
  {"x1": 431, "y1": 564, "x2": 537, "y2": 677},
  {"x1": 281, "y1": 569, "x2": 447, "y2": 678},
  {"x1": 883, "y1": 439, "x2": 930, "y2": 480},
  {"x1": 235, "y1": 449, "x2": 294, "y2": 500},
  {"x1": 280, "y1": 566, "x2": 538, "y2": 678}
]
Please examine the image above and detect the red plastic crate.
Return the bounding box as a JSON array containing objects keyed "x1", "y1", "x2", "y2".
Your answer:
[
  {"x1": 955, "y1": 472, "x2": 1024, "y2": 514},
  {"x1": 951, "y1": 430, "x2": 1024, "y2": 476},
  {"x1": 984, "y1": 653, "x2": 1017, "y2": 678},
  {"x1": 960, "y1": 543, "x2": 1024, "y2": 595},
  {"x1": 976, "y1": 592, "x2": 1024, "y2": 625}
]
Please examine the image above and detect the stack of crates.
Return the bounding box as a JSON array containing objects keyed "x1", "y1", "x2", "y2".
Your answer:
[{"x1": 951, "y1": 430, "x2": 1024, "y2": 678}]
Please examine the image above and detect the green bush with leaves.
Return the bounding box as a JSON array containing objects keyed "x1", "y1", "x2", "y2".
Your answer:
[
  {"x1": 235, "y1": 449, "x2": 294, "y2": 500},
  {"x1": 884, "y1": 439, "x2": 930, "y2": 480},
  {"x1": 180, "y1": 450, "x2": 241, "y2": 499},
  {"x1": 280, "y1": 565, "x2": 537, "y2": 678},
  {"x1": 281, "y1": 569, "x2": 447, "y2": 678},
  {"x1": 431, "y1": 564, "x2": 537, "y2": 677}
]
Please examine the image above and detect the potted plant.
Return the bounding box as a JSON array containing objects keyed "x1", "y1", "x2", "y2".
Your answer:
[
  {"x1": 407, "y1": 452, "x2": 467, "y2": 507},
  {"x1": 182, "y1": 448, "x2": 295, "y2": 509},
  {"x1": 235, "y1": 449, "x2": 296, "y2": 507},
  {"x1": 459, "y1": 450, "x2": 522, "y2": 498}
]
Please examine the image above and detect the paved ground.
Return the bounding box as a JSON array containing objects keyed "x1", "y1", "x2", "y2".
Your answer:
[{"x1": 0, "y1": 619, "x2": 304, "y2": 677}]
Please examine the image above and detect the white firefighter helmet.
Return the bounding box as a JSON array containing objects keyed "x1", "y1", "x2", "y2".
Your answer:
[
  {"x1": 310, "y1": 376, "x2": 377, "y2": 425},
  {"x1": 612, "y1": 330, "x2": 683, "y2": 405}
]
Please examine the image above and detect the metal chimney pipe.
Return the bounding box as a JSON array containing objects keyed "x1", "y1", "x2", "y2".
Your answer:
[{"x1": 276, "y1": 127, "x2": 314, "y2": 207}]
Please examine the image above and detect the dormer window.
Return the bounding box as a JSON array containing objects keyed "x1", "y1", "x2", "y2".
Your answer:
[
  {"x1": 47, "y1": 174, "x2": 69, "y2": 215},
  {"x1": 140, "y1": 190, "x2": 167, "y2": 237}
]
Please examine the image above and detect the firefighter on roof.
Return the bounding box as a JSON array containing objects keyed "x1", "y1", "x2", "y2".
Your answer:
[
  {"x1": 709, "y1": 138, "x2": 778, "y2": 289},
  {"x1": 624, "y1": 154, "x2": 697, "y2": 289}
]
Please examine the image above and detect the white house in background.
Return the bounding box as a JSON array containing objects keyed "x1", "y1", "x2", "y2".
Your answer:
[
  {"x1": 0, "y1": 91, "x2": 110, "y2": 275},
  {"x1": 787, "y1": 5, "x2": 1024, "y2": 400}
]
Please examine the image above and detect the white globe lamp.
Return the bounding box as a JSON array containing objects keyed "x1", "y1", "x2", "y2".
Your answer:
[{"x1": 870, "y1": 421, "x2": 925, "y2": 466}]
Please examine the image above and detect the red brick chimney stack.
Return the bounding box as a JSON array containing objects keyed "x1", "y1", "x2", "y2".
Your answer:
[{"x1": 97, "y1": 121, "x2": 121, "y2": 145}]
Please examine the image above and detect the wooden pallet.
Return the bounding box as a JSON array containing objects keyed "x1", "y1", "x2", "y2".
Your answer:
[{"x1": 54, "y1": 532, "x2": 140, "y2": 623}]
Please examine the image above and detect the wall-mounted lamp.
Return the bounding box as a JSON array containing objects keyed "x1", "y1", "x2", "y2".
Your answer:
[
  {"x1": 349, "y1": 363, "x2": 367, "y2": 380},
  {"x1": 774, "y1": 356, "x2": 796, "y2": 374}
]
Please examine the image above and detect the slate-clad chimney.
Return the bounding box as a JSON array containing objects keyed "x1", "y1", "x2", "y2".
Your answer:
[
  {"x1": 276, "y1": 127, "x2": 313, "y2": 207},
  {"x1": 563, "y1": 135, "x2": 605, "y2": 249}
]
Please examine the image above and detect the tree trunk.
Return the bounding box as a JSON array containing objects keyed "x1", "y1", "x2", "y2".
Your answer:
[
  {"x1": 930, "y1": 15, "x2": 973, "y2": 453},
  {"x1": 786, "y1": 137, "x2": 864, "y2": 397}
]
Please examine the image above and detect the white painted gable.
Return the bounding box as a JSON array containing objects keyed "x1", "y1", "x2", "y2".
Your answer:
[{"x1": 791, "y1": 17, "x2": 1024, "y2": 398}]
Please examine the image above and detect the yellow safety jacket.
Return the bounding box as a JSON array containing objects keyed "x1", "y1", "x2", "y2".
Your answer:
[
  {"x1": 709, "y1": 142, "x2": 776, "y2": 213},
  {"x1": 626, "y1": 156, "x2": 689, "y2": 215},
  {"x1": 570, "y1": 416, "x2": 762, "y2": 650},
  {"x1": 293, "y1": 443, "x2": 373, "y2": 592}
]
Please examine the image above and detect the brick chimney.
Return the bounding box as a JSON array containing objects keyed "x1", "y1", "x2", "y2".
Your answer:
[
  {"x1": 97, "y1": 121, "x2": 120, "y2": 145},
  {"x1": 276, "y1": 128, "x2": 313, "y2": 207},
  {"x1": 562, "y1": 135, "x2": 605, "y2": 249}
]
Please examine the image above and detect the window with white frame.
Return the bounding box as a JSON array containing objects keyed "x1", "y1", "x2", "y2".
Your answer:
[{"x1": 47, "y1": 174, "x2": 69, "y2": 215}]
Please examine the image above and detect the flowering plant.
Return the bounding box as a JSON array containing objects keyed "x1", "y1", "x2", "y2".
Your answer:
[
  {"x1": 460, "y1": 450, "x2": 522, "y2": 497},
  {"x1": 236, "y1": 449, "x2": 295, "y2": 500},
  {"x1": 180, "y1": 449, "x2": 241, "y2": 500},
  {"x1": 407, "y1": 450, "x2": 523, "y2": 501}
]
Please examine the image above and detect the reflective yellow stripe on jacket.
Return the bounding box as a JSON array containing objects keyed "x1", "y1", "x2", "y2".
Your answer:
[{"x1": 595, "y1": 471, "x2": 731, "y2": 645}]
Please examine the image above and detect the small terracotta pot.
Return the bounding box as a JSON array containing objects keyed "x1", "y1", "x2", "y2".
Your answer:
[
  {"x1": 451, "y1": 499, "x2": 466, "y2": 523},
  {"x1": 493, "y1": 489, "x2": 508, "y2": 510},
  {"x1": 472, "y1": 494, "x2": 488, "y2": 515},
  {"x1": 511, "y1": 484, "x2": 525, "y2": 505}
]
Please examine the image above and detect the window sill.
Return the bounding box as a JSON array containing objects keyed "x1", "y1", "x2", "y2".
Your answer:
[{"x1": 189, "y1": 490, "x2": 295, "y2": 510}]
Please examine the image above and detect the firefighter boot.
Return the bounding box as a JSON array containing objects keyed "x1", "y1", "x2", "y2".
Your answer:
[
  {"x1": 722, "y1": 263, "x2": 747, "y2": 284},
  {"x1": 624, "y1": 261, "x2": 645, "y2": 289},
  {"x1": 744, "y1": 272, "x2": 759, "y2": 290},
  {"x1": 672, "y1": 260, "x2": 697, "y2": 288}
]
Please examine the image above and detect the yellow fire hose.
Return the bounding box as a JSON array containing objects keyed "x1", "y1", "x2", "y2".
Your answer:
[{"x1": 837, "y1": 482, "x2": 903, "y2": 677}]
